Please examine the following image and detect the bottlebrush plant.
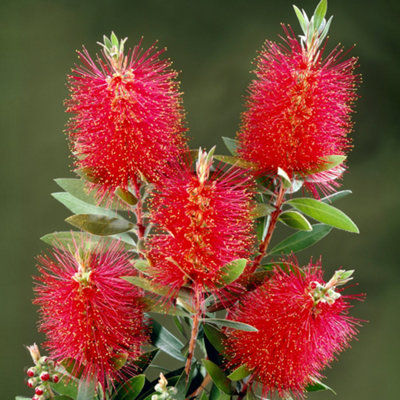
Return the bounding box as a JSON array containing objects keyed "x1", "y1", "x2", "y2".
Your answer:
[{"x1": 18, "y1": 1, "x2": 363, "y2": 399}]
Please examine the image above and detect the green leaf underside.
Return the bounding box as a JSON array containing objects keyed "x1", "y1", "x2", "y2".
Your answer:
[
  {"x1": 52, "y1": 192, "x2": 118, "y2": 218},
  {"x1": 251, "y1": 203, "x2": 275, "y2": 219},
  {"x1": 202, "y1": 318, "x2": 258, "y2": 332},
  {"x1": 116, "y1": 374, "x2": 145, "y2": 400},
  {"x1": 269, "y1": 223, "x2": 333, "y2": 255},
  {"x1": 222, "y1": 136, "x2": 238, "y2": 155},
  {"x1": 65, "y1": 214, "x2": 134, "y2": 236},
  {"x1": 321, "y1": 189, "x2": 352, "y2": 204},
  {"x1": 55, "y1": 178, "x2": 98, "y2": 205},
  {"x1": 203, "y1": 323, "x2": 227, "y2": 354},
  {"x1": 202, "y1": 360, "x2": 233, "y2": 394},
  {"x1": 227, "y1": 364, "x2": 252, "y2": 381},
  {"x1": 218, "y1": 258, "x2": 247, "y2": 286},
  {"x1": 278, "y1": 210, "x2": 312, "y2": 231},
  {"x1": 40, "y1": 231, "x2": 135, "y2": 250},
  {"x1": 76, "y1": 378, "x2": 96, "y2": 400},
  {"x1": 285, "y1": 198, "x2": 359, "y2": 233},
  {"x1": 123, "y1": 276, "x2": 170, "y2": 297},
  {"x1": 150, "y1": 320, "x2": 186, "y2": 362}
]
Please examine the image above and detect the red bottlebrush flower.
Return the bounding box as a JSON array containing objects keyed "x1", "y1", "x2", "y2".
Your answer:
[
  {"x1": 34, "y1": 241, "x2": 148, "y2": 388},
  {"x1": 224, "y1": 260, "x2": 361, "y2": 399},
  {"x1": 147, "y1": 149, "x2": 254, "y2": 295},
  {"x1": 237, "y1": 27, "x2": 358, "y2": 195},
  {"x1": 66, "y1": 33, "x2": 187, "y2": 198}
]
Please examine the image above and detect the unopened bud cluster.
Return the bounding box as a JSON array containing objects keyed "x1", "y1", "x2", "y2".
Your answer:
[
  {"x1": 26, "y1": 344, "x2": 58, "y2": 400},
  {"x1": 151, "y1": 373, "x2": 178, "y2": 400}
]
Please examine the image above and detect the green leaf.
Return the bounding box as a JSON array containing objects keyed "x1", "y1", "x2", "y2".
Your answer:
[
  {"x1": 209, "y1": 384, "x2": 231, "y2": 400},
  {"x1": 141, "y1": 297, "x2": 188, "y2": 316},
  {"x1": 52, "y1": 192, "x2": 117, "y2": 218},
  {"x1": 199, "y1": 391, "x2": 209, "y2": 400},
  {"x1": 213, "y1": 155, "x2": 257, "y2": 169},
  {"x1": 310, "y1": 155, "x2": 346, "y2": 173},
  {"x1": 51, "y1": 378, "x2": 78, "y2": 398},
  {"x1": 293, "y1": 5, "x2": 307, "y2": 33},
  {"x1": 76, "y1": 378, "x2": 96, "y2": 400},
  {"x1": 278, "y1": 211, "x2": 312, "y2": 231},
  {"x1": 222, "y1": 137, "x2": 238, "y2": 155},
  {"x1": 202, "y1": 360, "x2": 233, "y2": 395},
  {"x1": 55, "y1": 178, "x2": 98, "y2": 205},
  {"x1": 306, "y1": 378, "x2": 336, "y2": 394},
  {"x1": 313, "y1": 0, "x2": 328, "y2": 30},
  {"x1": 65, "y1": 214, "x2": 134, "y2": 236},
  {"x1": 227, "y1": 364, "x2": 252, "y2": 381},
  {"x1": 321, "y1": 189, "x2": 352, "y2": 204},
  {"x1": 150, "y1": 320, "x2": 185, "y2": 362},
  {"x1": 203, "y1": 324, "x2": 227, "y2": 354},
  {"x1": 277, "y1": 167, "x2": 291, "y2": 188},
  {"x1": 261, "y1": 261, "x2": 299, "y2": 274},
  {"x1": 131, "y1": 259, "x2": 150, "y2": 274},
  {"x1": 134, "y1": 349, "x2": 159, "y2": 373},
  {"x1": 116, "y1": 374, "x2": 145, "y2": 400},
  {"x1": 15, "y1": 397, "x2": 31, "y2": 400},
  {"x1": 251, "y1": 203, "x2": 275, "y2": 219},
  {"x1": 218, "y1": 258, "x2": 247, "y2": 286},
  {"x1": 269, "y1": 223, "x2": 332, "y2": 255},
  {"x1": 202, "y1": 318, "x2": 257, "y2": 332},
  {"x1": 122, "y1": 276, "x2": 170, "y2": 297},
  {"x1": 285, "y1": 198, "x2": 359, "y2": 233},
  {"x1": 115, "y1": 187, "x2": 138, "y2": 206},
  {"x1": 41, "y1": 231, "x2": 135, "y2": 250}
]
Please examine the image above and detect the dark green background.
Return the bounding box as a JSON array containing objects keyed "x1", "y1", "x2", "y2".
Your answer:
[{"x1": 1, "y1": 0, "x2": 398, "y2": 398}]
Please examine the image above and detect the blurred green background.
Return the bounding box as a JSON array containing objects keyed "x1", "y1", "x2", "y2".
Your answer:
[{"x1": 1, "y1": 0, "x2": 398, "y2": 398}]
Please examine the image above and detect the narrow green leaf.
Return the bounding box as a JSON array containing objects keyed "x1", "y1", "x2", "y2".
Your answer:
[
  {"x1": 55, "y1": 178, "x2": 98, "y2": 204},
  {"x1": 222, "y1": 137, "x2": 238, "y2": 155},
  {"x1": 213, "y1": 155, "x2": 257, "y2": 169},
  {"x1": 261, "y1": 261, "x2": 299, "y2": 274},
  {"x1": 115, "y1": 187, "x2": 138, "y2": 206},
  {"x1": 65, "y1": 214, "x2": 134, "y2": 236},
  {"x1": 76, "y1": 378, "x2": 96, "y2": 400},
  {"x1": 122, "y1": 276, "x2": 170, "y2": 297},
  {"x1": 313, "y1": 0, "x2": 328, "y2": 30},
  {"x1": 321, "y1": 189, "x2": 352, "y2": 204},
  {"x1": 52, "y1": 192, "x2": 117, "y2": 218},
  {"x1": 131, "y1": 259, "x2": 150, "y2": 274},
  {"x1": 269, "y1": 223, "x2": 332, "y2": 255},
  {"x1": 251, "y1": 203, "x2": 275, "y2": 219},
  {"x1": 203, "y1": 324, "x2": 227, "y2": 354},
  {"x1": 293, "y1": 5, "x2": 307, "y2": 33},
  {"x1": 141, "y1": 297, "x2": 188, "y2": 316},
  {"x1": 279, "y1": 211, "x2": 312, "y2": 231},
  {"x1": 150, "y1": 320, "x2": 185, "y2": 362},
  {"x1": 116, "y1": 374, "x2": 146, "y2": 400},
  {"x1": 202, "y1": 318, "x2": 257, "y2": 332},
  {"x1": 285, "y1": 198, "x2": 359, "y2": 233},
  {"x1": 306, "y1": 378, "x2": 336, "y2": 394},
  {"x1": 209, "y1": 384, "x2": 231, "y2": 400},
  {"x1": 41, "y1": 231, "x2": 135, "y2": 250},
  {"x1": 310, "y1": 154, "x2": 346, "y2": 173},
  {"x1": 227, "y1": 364, "x2": 252, "y2": 381},
  {"x1": 202, "y1": 360, "x2": 233, "y2": 395},
  {"x1": 134, "y1": 349, "x2": 159, "y2": 373},
  {"x1": 244, "y1": 390, "x2": 257, "y2": 400},
  {"x1": 199, "y1": 391, "x2": 209, "y2": 400},
  {"x1": 218, "y1": 258, "x2": 247, "y2": 286}
]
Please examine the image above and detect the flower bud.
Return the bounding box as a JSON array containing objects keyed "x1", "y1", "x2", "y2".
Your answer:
[
  {"x1": 40, "y1": 371, "x2": 50, "y2": 381},
  {"x1": 27, "y1": 367, "x2": 36, "y2": 377},
  {"x1": 27, "y1": 378, "x2": 37, "y2": 388},
  {"x1": 35, "y1": 385, "x2": 45, "y2": 395},
  {"x1": 52, "y1": 374, "x2": 59, "y2": 383}
]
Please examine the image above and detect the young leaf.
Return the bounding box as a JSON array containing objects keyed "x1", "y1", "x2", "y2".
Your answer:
[
  {"x1": 268, "y1": 223, "x2": 332, "y2": 255},
  {"x1": 313, "y1": 0, "x2": 328, "y2": 30},
  {"x1": 65, "y1": 214, "x2": 134, "y2": 236},
  {"x1": 202, "y1": 318, "x2": 257, "y2": 332},
  {"x1": 150, "y1": 320, "x2": 185, "y2": 362},
  {"x1": 321, "y1": 189, "x2": 352, "y2": 204},
  {"x1": 277, "y1": 167, "x2": 291, "y2": 188},
  {"x1": 222, "y1": 137, "x2": 238, "y2": 155},
  {"x1": 202, "y1": 360, "x2": 233, "y2": 395},
  {"x1": 278, "y1": 211, "x2": 312, "y2": 231},
  {"x1": 116, "y1": 374, "x2": 146, "y2": 400},
  {"x1": 227, "y1": 364, "x2": 252, "y2": 381},
  {"x1": 293, "y1": 5, "x2": 307, "y2": 33},
  {"x1": 218, "y1": 259, "x2": 247, "y2": 286},
  {"x1": 285, "y1": 198, "x2": 359, "y2": 233}
]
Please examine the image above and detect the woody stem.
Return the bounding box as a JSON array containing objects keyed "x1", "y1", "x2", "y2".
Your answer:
[{"x1": 250, "y1": 184, "x2": 286, "y2": 272}]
